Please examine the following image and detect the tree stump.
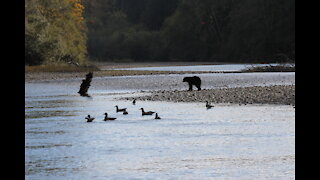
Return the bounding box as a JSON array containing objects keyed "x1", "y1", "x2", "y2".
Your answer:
[{"x1": 78, "y1": 72, "x2": 93, "y2": 97}]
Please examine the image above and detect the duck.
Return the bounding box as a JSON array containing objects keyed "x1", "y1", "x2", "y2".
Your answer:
[
  {"x1": 123, "y1": 110, "x2": 128, "y2": 115},
  {"x1": 132, "y1": 99, "x2": 136, "y2": 105},
  {"x1": 103, "y1": 113, "x2": 116, "y2": 121},
  {"x1": 140, "y1": 108, "x2": 155, "y2": 116},
  {"x1": 155, "y1": 113, "x2": 161, "y2": 119},
  {"x1": 85, "y1": 115, "x2": 95, "y2": 122},
  {"x1": 205, "y1": 101, "x2": 214, "y2": 109},
  {"x1": 115, "y1": 105, "x2": 127, "y2": 113}
]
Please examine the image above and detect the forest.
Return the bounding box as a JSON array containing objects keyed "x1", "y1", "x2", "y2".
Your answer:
[{"x1": 25, "y1": 0, "x2": 295, "y2": 65}]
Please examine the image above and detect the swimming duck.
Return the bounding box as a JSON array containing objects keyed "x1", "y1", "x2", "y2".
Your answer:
[
  {"x1": 140, "y1": 108, "x2": 155, "y2": 116},
  {"x1": 123, "y1": 110, "x2": 128, "y2": 115},
  {"x1": 155, "y1": 113, "x2": 161, "y2": 119},
  {"x1": 85, "y1": 115, "x2": 95, "y2": 122},
  {"x1": 115, "y1": 105, "x2": 127, "y2": 113},
  {"x1": 132, "y1": 99, "x2": 136, "y2": 105},
  {"x1": 103, "y1": 113, "x2": 116, "y2": 121},
  {"x1": 206, "y1": 101, "x2": 214, "y2": 109}
]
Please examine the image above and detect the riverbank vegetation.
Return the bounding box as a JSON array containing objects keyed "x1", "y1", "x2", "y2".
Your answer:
[
  {"x1": 25, "y1": 0, "x2": 295, "y2": 67},
  {"x1": 84, "y1": 0, "x2": 295, "y2": 63},
  {"x1": 25, "y1": 0, "x2": 88, "y2": 66}
]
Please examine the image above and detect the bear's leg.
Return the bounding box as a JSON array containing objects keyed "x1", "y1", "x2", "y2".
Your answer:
[
  {"x1": 196, "y1": 85, "x2": 201, "y2": 91},
  {"x1": 188, "y1": 83, "x2": 193, "y2": 91}
]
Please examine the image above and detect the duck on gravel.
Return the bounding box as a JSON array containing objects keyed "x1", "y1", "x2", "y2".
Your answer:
[{"x1": 205, "y1": 101, "x2": 214, "y2": 109}]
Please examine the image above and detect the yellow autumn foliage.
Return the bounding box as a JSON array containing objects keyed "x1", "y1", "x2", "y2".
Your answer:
[
  {"x1": 68, "y1": 0, "x2": 85, "y2": 27},
  {"x1": 25, "y1": 0, "x2": 88, "y2": 66}
]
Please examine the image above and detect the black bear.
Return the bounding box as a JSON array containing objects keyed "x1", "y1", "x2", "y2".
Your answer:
[{"x1": 183, "y1": 76, "x2": 201, "y2": 91}]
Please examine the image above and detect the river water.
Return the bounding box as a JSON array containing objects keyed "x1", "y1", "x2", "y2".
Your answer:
[
  {"x1": 112, "y1": 63, "x2": 293, "y2": 72},
  {"x1": 25, "y1": 72, "x2": 295, "y2": 180}
]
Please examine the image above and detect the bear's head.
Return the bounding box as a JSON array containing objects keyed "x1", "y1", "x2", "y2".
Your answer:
[{"x1": 182, "y1": 77, "x2": 187, "y2": 82}]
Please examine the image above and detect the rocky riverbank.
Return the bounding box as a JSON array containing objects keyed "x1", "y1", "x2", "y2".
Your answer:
[
  {"x1": 122, "y1": 85, "x2": 295, "y2": 106},
  {"x1": 26, "y1": 62, "x2": 295, "y2": 106}
]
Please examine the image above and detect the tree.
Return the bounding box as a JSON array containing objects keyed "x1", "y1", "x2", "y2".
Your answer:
[
  {"x1": 25, "y1": 0, "x2": 88, "y2": 66},
  {"x1": 223, "y1": 0, "x2": 295, "y2": 62}
]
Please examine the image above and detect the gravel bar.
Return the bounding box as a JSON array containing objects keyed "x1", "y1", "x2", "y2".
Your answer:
[{"x1": 122, "y1": 85, "x2": 295, "y2": 106}]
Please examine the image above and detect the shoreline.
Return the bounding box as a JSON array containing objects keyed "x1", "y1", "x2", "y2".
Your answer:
[
  {"x1": 25, "y1": 62, "x2": 295, "y2": 106},
  {"x1": 25, "y1": 62, "x2": 294, "y2": 83},
  {"x1": 25, "y1": 70, "x2": 227, "y2": 83},
  {"x1": 25, "y1": 61, "x2": 219, "y2": 82}
]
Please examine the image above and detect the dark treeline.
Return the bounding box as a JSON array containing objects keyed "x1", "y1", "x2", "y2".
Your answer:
[{"x1": 84, "y1": 0, "x2": 295, "y2": 63}]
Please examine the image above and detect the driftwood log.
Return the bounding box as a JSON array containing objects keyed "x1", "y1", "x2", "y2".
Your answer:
[{"x1": 78, "y1": 72, "x2": 93, "y2": 97}]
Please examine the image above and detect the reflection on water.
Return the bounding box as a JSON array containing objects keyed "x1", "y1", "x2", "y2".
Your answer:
[{"x1": 26, "y1": 83, "x2": 295, "y2": 179}]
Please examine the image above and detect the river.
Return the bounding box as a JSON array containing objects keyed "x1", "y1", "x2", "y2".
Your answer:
[{"x1": 25, "y1": 70, "x2": 295, "y2": 179}]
